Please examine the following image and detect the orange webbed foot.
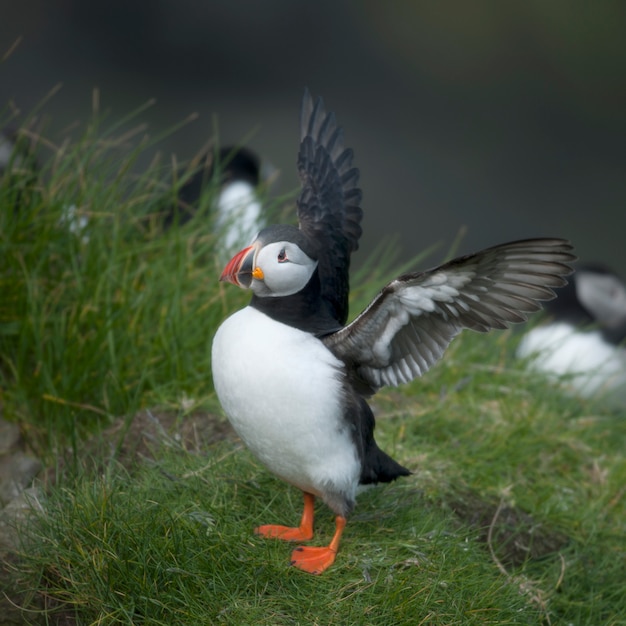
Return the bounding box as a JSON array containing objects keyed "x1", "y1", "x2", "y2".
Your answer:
[
  {"x1": 253, "y1": 495, "x2": 347, "y2": 574},
  {"x1": 290, "y1": 545, "x2": 337, "y2": 575},
  {"x1": 290, "y1": 515, "x2": 346, "y2": 575},
  {"x1": 254, "y1": 524, "x2": 314, "y2": 542},
  {"x1": 254, "y1": 492, "x2": 316, "y2": 542}
]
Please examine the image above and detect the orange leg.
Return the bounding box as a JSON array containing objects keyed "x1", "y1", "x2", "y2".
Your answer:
[
  {"x1": 255, "y1": 492, "x2": 315, "y2": 542},
  {"x1": 290, "y1": 515, "x2": 346, "y2": 575}
]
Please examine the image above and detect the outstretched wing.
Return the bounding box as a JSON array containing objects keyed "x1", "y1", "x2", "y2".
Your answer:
[
  {"x1": 297, "y1": 89, "x2": 363, "y2": 325},
  {"x1": 322, "y1": 238, "x2": 576, "y2": 394}
]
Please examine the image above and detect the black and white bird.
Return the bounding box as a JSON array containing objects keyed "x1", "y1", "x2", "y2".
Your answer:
[
  {"x1": 165, "y1": 146, "x2": 265, "y2": 257},
  {"x1": 0, "y1": 128, "x2": 15, "y2": 174},
  {"x1": 0, "y1": 126, "x2": 41, "y2": 214},
  {"x1": 517, "y1": 264, "x2": 626, "y2": 406},
  {"x1": 211, "y1": 90, "x2": 575, "y2": 574},
  {"x1": 0, "y1": 126, "x2": 38, "y2": 180}
]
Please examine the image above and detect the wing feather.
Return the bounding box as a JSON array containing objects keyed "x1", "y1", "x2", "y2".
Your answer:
[
  {"x1": 323, "y1": 238, "x2": 575, "y2": 393},
  {"x1": 296, "y1": 89, "x2": 363, "y2": 325}
]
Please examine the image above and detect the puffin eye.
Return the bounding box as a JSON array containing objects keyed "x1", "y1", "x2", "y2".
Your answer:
[{"x1": 277, "y1": 248, "x2": 288, "y2": 263}]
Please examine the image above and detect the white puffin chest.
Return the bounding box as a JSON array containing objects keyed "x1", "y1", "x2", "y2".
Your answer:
[
  {"x1": 517, "y1": 322, "x2": 626, "y2": 406},
  {"x1": 211, "y1": 306, "x2": 359, "y2": 496}
]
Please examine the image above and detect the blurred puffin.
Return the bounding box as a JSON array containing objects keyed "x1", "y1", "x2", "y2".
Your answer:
[
  {"x1": 211, "y1": 90, "x2": 575, "y2": 574},
  {"x1": 517, "y1": 264, "x2": 626, "y2": 406},
  {"x1": 0, "y1": 126, "x2": 41, "y2": 213},
  {"x1": 165, "y1": 146, "x2": 265, "y2": 256},
  {"x1": 0, "y1": 128, "x2": 15, "y2": 174}
]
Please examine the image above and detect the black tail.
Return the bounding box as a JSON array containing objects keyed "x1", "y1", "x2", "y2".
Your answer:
[
  {"x1": 360, "y1": 442, "x2": 411, "y2": 485},
  {"x1": 346, "y1": 394, "x2": 411, "y2": 485}
]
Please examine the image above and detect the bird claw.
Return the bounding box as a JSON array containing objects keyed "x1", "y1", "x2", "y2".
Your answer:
[
  {"x1": 254, "y1": 524, "x2": 313, "y2": 542},
  {"x1": 290, "y1": 545, "x2": 337, "y2": 575}
]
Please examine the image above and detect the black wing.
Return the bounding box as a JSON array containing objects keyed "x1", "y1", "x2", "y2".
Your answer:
[
  {"x1": 323, "y1": 238, "x2": 576, "y2": 394},
  {"x1": 297, "y1": 89, "x2": 363, "y2": 325}
]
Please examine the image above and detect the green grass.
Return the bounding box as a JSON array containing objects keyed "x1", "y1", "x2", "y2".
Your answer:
[
  {"x1": 15, "y1": 444, "x2": 542, "y2": 625},
  {"x1": 2, "y1": 108, "x2": 625, "y2": 625},
  {"x1": 0, "y1": 107, "x2": 251, "y2": 455}
]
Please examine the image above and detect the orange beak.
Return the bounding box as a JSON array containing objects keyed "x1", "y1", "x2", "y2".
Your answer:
[{"x1": 220, "y1": 244, "x2": 263, "y2": 288}]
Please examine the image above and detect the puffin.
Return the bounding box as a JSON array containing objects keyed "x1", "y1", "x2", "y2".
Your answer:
[
  {"x1": 517, "y1": 264, "x2": 626, "y2": 406},
  {"x1": 0, "y1": 128, "x2": 15, "y2": 174},
  {"x1": 0, "y1": 126, "x2": 38, "y2": 181},
  {"x1": 211, "y1": 90, "x2": 576, "y2": 575},
  {"x1": 1, "y1": 126, "x2": 40, "y2": 215},
  {"x1": 164, "y1": 146, "x2": 265, "y2": 257}
]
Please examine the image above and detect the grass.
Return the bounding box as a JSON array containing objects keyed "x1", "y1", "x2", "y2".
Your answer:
[
  {"x1": 1, "y1": 106, "x2": 625, "y2": 625},
  {"x1": 0, "y1": 105, "x2": 251, "y2": 455}
]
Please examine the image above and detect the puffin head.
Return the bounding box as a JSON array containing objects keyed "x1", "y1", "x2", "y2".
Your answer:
[
  {"x1": 220, "y1": 224, "x2": 318, "y2": 298},
  {"x1": 575, "y1": 266, "x2": 626, "y2": 331}
]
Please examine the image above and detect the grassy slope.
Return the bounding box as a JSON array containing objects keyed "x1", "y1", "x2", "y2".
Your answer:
[{"x1": 1, "y1": 116, "x2": 625, "y2": 625}]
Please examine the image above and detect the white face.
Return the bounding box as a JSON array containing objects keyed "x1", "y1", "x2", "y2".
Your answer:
[
  {"x1": 577, "y1": 271, "x2": 626, "y2": 328},
  {"x1": 251, "y1": 241, "x2": 318, "y2": 297}
]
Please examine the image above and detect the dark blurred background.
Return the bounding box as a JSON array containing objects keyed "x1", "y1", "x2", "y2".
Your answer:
[{"x1": 2, "y1": 0, "x2": 625, "y2": 271}]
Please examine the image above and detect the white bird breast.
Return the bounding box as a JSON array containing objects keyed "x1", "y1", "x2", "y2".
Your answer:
[
  {"x1": 211, "y1": 306, "x2": 361, "y2": 498},
  {"x1": 215, "y1": 180, "x2": 263, "y2": 256},
  {"x1": 518, "y1": 322, "x2": 626, "y2": 406}
]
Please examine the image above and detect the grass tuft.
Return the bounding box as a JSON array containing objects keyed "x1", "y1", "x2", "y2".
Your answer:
[{"x1": 1, "y1": 110, "x2": 250, "y2": 457}]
